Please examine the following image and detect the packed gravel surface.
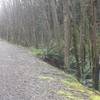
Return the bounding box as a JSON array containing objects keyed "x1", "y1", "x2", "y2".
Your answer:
[{"x1": 0, "y1": 40, "x2": 90, "y2": 100}]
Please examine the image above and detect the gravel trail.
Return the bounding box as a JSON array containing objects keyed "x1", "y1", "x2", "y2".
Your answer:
[{"x1": 0, "y1": 40, "x2": 89, "y2": 100}]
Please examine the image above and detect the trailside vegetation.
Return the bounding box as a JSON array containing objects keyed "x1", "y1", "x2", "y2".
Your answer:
[{"x1": 0, "y1": 0, "x2": 99, "y2": 91}]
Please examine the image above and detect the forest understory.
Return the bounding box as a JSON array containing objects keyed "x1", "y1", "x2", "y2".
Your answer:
[
  {"x1": 0, "y1": 39, "x2": 100, "y2": 100},
  {"x1": 0, "y1": 0, "x2": 99, "y2": 99}
]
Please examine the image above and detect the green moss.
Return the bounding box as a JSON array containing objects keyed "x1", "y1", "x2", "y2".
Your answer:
[
  {"x1": 60, "y1": 75, "x2": 100, "y2": 100},
  {"x1": 57, "y1": 90, "x2": 70, "y2": 97},
  {"x1": 31, "y1": 48, "x2": 44, "y2": 56},
  {"x1": 57, "y1": 90, "x2": 83, "y2": 100},
  {"x1": 39, "y1": 76, "x2": 54, "y2": 81},
  {"x1": 61, "y1": 79, "x2": 85, "y2": 93},
  {"x1": 61, "y1": 75, "x2": 85, "y2": 93},
  {"x1": 90, "y1": 95, "x2": 100, "y2": 100}
]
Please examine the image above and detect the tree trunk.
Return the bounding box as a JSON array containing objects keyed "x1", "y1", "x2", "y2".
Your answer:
[
  {"x1": 89, "y1": 0, "x2": 98, "y2": 90},
  {"x1": 63, "y1": 0, "x2": 71, "y2": 71}
]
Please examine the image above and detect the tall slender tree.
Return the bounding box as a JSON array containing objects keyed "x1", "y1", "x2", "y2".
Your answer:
[
  {"x1": 63, "y1": 0, "x2": 71, "y2": 71},
  {"x1": 89, "y1": 0, "x2": 98, "y2": 90}
]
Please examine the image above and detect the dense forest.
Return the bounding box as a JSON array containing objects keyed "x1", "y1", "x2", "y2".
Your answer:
[{"x1": 0, "y1": 0, "x2": 99, "y2": 91}]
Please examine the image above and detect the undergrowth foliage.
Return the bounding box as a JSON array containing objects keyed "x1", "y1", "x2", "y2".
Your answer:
[{"x1": 0, "y1": 0, "x2": 99, "y2": 91}]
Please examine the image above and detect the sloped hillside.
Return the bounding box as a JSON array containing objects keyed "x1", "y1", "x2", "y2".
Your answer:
[
  {"x1": 39, "y1": 72, "x2": 100, "y2": 100},
  {"x1": 31, "y1": 48, "x2": 100, "y2": 100}
]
